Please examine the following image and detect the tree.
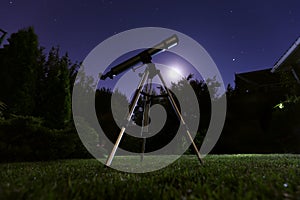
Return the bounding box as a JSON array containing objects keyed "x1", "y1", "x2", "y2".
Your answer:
[
  {"x1": 68, "y1": 60, "x2": 80, "y2": 94},
  {"x1": 0, "y1": 27, "x2": 40, "y2": 115},
  {"x1": 95, "y1": 87, "x2": 133, "y2": 152},
  {"x1": 42, "y1": 47, "x2": 72, "y2": 128},
  {"x1": 171, "y1": 75, "x2": 213, "y2": 152}
]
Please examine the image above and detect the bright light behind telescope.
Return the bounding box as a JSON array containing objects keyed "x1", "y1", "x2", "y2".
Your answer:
[{"x1": 166, "y1": 64, "x2": 183, "y2": 82}]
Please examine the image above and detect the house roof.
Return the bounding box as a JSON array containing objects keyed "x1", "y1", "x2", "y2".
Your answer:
[
  {"x1": 235, "y1": 68, "x2": 280, "y2": 87},
  {"x1": 271, "y1": 37, "x2": 300, "y2": 73}
]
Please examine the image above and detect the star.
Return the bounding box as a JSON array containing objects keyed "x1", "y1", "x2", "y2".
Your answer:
[
  {"x1": 232, "y1": 58, "x2": 236, "y2": 62},
  {"x1": 9, "y1": 1, "x2": 13, "y2": 5}
]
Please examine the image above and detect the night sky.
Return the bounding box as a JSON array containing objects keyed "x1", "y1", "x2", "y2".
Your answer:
[{"x1": 2, "y1": 0, "x2": 300, "y2": 86}]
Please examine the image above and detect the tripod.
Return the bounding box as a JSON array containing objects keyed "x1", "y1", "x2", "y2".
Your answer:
[{"x1": 105, "y1": 60, "x2": 204, "y2": 166}]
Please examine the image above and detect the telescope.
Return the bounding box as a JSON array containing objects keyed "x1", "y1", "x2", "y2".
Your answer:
[
  {"x1": 100, "y1": 34, "x2": 178, "y2": 80},
  {"x1": 102, "y1": 33, "x2": 204, "y2": 166}
]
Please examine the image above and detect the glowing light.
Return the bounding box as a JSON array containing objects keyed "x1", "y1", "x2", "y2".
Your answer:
[
  {"x1": 274, "y1": 102, "x2": 284, "y2": 109},
  {"x1": 278, "y1": 103, "x2": 284, "y2": 109},
  {"x1": 166, "y1": 65, "x2": 183, "y2": 82}
]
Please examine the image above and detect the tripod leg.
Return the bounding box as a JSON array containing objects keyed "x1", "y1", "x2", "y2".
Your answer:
[
  {"x1": 106, "y1": 127, "x2": 126, "y2": 166},
  {"x1": 157, "y1": 72, "x2": 204, "y2": 164},
  {"x1": 141, "y1": 137, "x2": 146, "y2": 162},
  {"x1": 140, "y1": 78, "x2": 152, "y2": 162},
  {"x1": 105, "y1": 70, "x2": 149, "y2": 166}
]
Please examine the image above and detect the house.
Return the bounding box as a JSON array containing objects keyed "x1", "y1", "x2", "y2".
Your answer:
[
  {"x1": 223, "y1": 36, "x2": 300, "y2": 153},
  {"x1": 234, "y1": 68, "x2": 282, "y2": 95},
  {"x1": 271, "y1": 36, "x2": 300, "y2": 84},
  {"x1": 235, "y1": 36, "x2": 300, "y2": 94}
]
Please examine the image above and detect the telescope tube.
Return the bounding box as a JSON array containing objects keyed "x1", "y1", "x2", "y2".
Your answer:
[{"x1": 100, "y1": 34, "x2": 178, "y2": 80}]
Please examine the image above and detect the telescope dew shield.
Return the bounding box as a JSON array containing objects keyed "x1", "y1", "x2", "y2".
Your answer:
[{"x1": 100, "y1": 34, "x2": 178, "y2": 80}]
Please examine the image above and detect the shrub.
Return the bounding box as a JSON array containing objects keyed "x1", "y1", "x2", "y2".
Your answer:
[{"x1": 0, "y1": 115, "x2": 95, "y2": 162}]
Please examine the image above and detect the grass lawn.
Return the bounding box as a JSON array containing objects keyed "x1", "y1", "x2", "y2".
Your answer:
[{"x1": 0, "y1": 154, "x2": 299, "y2": 200}]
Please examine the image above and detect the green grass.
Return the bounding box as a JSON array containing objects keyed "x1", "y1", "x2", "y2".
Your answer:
[{"x1": 0, "y1": 154, "x2": 300, "y2": 200}]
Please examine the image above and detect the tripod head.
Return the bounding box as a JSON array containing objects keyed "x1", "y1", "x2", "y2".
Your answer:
[{"x1": 100, "y1": 34, "x2": 178, "y2": 80}]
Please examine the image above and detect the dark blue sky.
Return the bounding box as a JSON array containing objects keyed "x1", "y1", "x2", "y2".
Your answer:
[{"x1": 2, "y1": 0, "x2": 300, "y2": 85}]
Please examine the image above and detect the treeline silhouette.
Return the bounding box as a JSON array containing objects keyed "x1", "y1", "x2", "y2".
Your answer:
[
  {"x1": 0, "y1": 27, "x2": 88, "y2": 162},
  {"x1": 0, "y1": 27, "x2": 300, "y2": 162}
]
